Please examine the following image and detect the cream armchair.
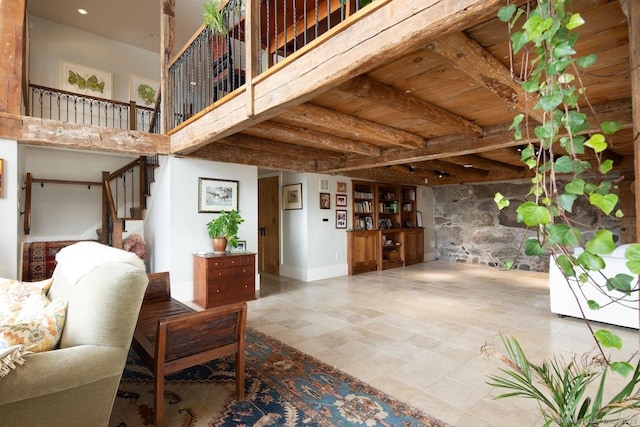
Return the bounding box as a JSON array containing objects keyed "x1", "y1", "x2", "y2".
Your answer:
[{"x1": 0, "y1": 242, "x2": 148, "y2": 427}]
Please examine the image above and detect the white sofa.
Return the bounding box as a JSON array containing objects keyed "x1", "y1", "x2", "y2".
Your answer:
[
  {"x1": 0, "y1": 242, "x2": 149, "y2": 427},
  {"x1": 549, "y1": 244, "x2": 639, "y2": 329}
]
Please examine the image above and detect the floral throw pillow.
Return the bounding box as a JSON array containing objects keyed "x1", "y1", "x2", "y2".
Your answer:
[{"x1": 0, "y1": 278, "x2": 66, "y2": 354}]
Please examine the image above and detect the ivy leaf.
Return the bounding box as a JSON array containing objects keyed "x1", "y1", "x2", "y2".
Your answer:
[
  {"x1": 607, "y1": 274, "x2": 633, "y2": 294},
  {"x1": 576, "y1": 53, "x2": 597, "y2": 68},
  {"x1": 538, "y1": 91, "x2": 563, "y2": 112},
  {"x1": 600, "y1": 159, "x2": 614, "y2": 174},
  {"x1": 511, "y1": 31, "x2": 528, "y2": 54},
  {"x1": 565, "y1": 178, "x2": 585, "y2": 195},
  {"x1": 522, "y1": 78, "x2": 540, "y2": 93},
  {"x1": 494, "y1": 192, "x2": 510, "y2": 210},
  {"x1": 562, "y1": 110, "x2": 588, "y2": 134},
  {"x1": 556, "y1": 254, "x2": 576, "y2": 277},
  {"x1": 594, "y1": 329, "x2": 622, "y2": 350},
  {"x1": 554, "y1": 156, "x2": 576, "y2": 174},
  {"x1": 577, "y1": 250, "x2": 605, "y2": 271},
  {"x1": 615, "y1": 209, "x2": 624, "y2": 218},
  {"x1": 566, "y1": 13, "x2": 585, "y2": 30},
  {"x1": 611, "y1": 361, "x2": 634, "y2": 377},
  {"x1": 524, "y1": 238, "x2": 546, "y2": 256},
  {"x1": 589, "y1": 193, "x2": 619, "y2": 215},
  {"x1": 516, "y1": 201, "x2": 551, "y2": 226},
  {"x1": 587, "y1": 300, "x2": 600, "y2": 310},
  {"x1": 546, "y1": 223, "x2": 581, "y2": 246},
  {"x1": 601, "y1": 121, "x2": 622, "y2": 135},
  {"x1": 625, "y1": 243, "x2": 640, "y2": 274},
  {"x1": 557, "y1": 193, "x2": 577, "y2": 213},
  {"x1": 509, "y1": 114, "x2": 524, "y2": 140},
  {"x1": 523, "y1": 15, "x2": 553, "y2": 44},
  {"x1": 497, "y1": 5, "x2": 517, "y2": 22},
  {"x1": 504, "y1": 260, "x2": 514, "y2": 270},
  {"x1": 585, "y1": 229, "x2": 615, "y2": 255},
  {"x1": 585, "y1": 134, "x2": 608, "y2": 153}
]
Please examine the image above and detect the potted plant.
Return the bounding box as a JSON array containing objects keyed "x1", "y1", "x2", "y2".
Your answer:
[
  {"x1": 206, "y1": 209, "x2": 244, "y2": 254},
  {"x1": 203, "y1": 0, "x2": 243, "y2": 36},
  {"x1": 482, "y1": 1, "x2": 640, "y2": 424}
]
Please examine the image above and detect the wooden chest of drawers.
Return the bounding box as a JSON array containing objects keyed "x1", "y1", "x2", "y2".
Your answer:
[{"x1": 193, "y1": 252, "x2": 256, "y2": 309}]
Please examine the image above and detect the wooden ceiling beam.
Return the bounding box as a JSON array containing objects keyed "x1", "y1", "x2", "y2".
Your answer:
[
  {"x1": 317, "y1": 101, "x2": 634, "y2": 173},
  {"x1": 243, "y1": 121, "x2": 382, "y2": 156},
  {"x1": 335, "y1": 75, "x2": 484, "y2": 138},
  {"x1": 416, "y1": 159, "x2": 490, "y2": 178},
  {"x1": 221, "y1": 133, "x2": 345, "y2": 161},
  {"x1": 191, "y1": 143, "x2": 318, "y2": 171},
  {"x1": 428, "y1": 31, "x2": 544, "y2": 124},
  {"x1": 444, "y1": 154, "x2": 524, "y2": 172},
  {"x1": 278, "y1": 103, "x2": 425, "y2": 149}
]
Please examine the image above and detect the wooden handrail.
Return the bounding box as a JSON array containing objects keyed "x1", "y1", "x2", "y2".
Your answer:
[
  {"x1": 23, "y1": 173, "x2": 32, "y2": 235},
  {"x1": 29, "y1": 83, "x2": 155, "y2": 112},
  {"x1": 108, "y1": 157, "x2": 144, "y2": 181},
  {"x1": 30, "y1": 177, "x2": 101, "y2": 187}
]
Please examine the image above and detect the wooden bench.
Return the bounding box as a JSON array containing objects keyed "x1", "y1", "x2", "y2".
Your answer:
[{"x1": 131, "y1": 272, "x2": 247, "y2": 427}]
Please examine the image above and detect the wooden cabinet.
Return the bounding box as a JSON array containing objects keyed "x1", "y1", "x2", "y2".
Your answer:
[
  {"x1": 403, "y1": 228, "x2": 424, "y2": 266},
  {"x1": 347, "y1": 230, "x2": 378, "y2": 275},
  {"x1": 193, "y1": 252, "x2": 256, "y2": 309},
  {"x1": 348, "y1": 180, "x2": 424, "y2": 274}
]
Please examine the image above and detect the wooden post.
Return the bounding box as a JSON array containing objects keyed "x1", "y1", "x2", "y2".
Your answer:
[
  {"x1": 245, "y1": 0, "x2": 259, "y2": 117},
  {"x1": 0, "y1": 0, "x2": 26, "y2": 114},
  {"x1": 160, "y1": 0, "x2": 175, "y2": 134},
  {"x1": 129, "y1": 101, "x2": 137, "y2": 130}
]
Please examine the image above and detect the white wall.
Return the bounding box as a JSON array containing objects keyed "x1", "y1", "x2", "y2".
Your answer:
[
  {"x1": 23, "y1": 147, "x2": 137, "y2": 240},
  {"x1": 146, "y1": 156, "x2": 258, "y2": 301},
  {"x1": 0, "y1": 140, "x2": 21, "y2": 278},
  {"x1": 417, "y1": 186, "x2": 436, "y2": 261},
  {"x1": 28, "y1": 16, "x2": 160, "y2": 104}
]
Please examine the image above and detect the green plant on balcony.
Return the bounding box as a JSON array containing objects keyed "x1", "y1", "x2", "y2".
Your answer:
[
  {"x1": 483, "y1": 1, "x2": 640, "y2": 424},
  {"x1": 203, "y1": 0, "x2": 243, "y2": 36}
]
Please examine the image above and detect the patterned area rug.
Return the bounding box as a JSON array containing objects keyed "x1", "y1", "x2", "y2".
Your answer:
[{"x1": 110, "y1": 327, "x2": 448, "y2": 426}]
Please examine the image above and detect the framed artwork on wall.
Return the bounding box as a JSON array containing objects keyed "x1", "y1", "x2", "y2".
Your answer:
[
  {"x1": 336, "y1": 210, "x2": 347, "y2": 229},
  {"x1": 336, "y1": 194, "x2": 347, "y2": 207},
  {"x1": 60, "y1": 61, "x2": 112, "y2": 99},
  {"x1": 198, "y1": 177, "x2": 239, "y2": 213},
  {"x1": 337, "y1": 181, "x2": 347, "y2": 193},
  {"x1": 283, "y1": 183, "x2": 303, "y2": 210},
  {"x1": 320, "y1": 192, "x2": 330, "y2": 209},
  {"x1": 129, "y1": 75, "x2": 159, "y2": 106}
]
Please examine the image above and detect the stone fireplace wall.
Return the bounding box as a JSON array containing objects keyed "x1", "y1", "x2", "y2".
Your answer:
[{"x1": 433, "y1": 181, "x2": 623, "y2": 272}]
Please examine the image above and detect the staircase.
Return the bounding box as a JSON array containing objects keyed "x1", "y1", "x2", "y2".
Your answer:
[{"x1": 101, "y1": 155, "x2": 159, "y2": 248}]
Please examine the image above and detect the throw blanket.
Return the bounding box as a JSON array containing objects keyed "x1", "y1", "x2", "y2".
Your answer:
[{"x1": 55, "y1": 242, "x2": 146, "y2": 285}]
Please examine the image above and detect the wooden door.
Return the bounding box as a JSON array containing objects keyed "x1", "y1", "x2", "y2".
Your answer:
[{"x1": 258, "y1": 176, "x2": 279, "y2": 274}]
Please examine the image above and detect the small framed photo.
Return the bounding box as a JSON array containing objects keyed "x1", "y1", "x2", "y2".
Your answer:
[
  {"x1": 233, "y1": 240, "x2": 247, "y2": 252},
  {"x1": 336, "y1": 210, "x2": 347, "y2": 229},
  {"x1": 336, "y1": 194, "x2": 347, "y2": 207},
  {"x1": 320, "y1": 192, "x2": 330, "y2": 209},
  {"x1": 283, "y1": 183, "x2": 303, "y2": 210},
  {"x1": 198, "y1": 177, "x2": 239, "y2": 213},
  {"x1": 337, "y1": 181, "x2": 347, "y2": 193}
]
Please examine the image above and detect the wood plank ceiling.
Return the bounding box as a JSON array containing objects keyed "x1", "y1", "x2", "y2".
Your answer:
[{"x1": 190, "y1": 0, "x2": 633, "y2": 187}]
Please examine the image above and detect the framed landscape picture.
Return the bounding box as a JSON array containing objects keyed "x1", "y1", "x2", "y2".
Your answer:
[
  {"x1": 283, "y1": 183, "x2": 303, "y2": 210},
  {"x1": 198, "y1": 178, "x2": 239, "y2": 213},
  {"x1": 129, "y1": 75, "x2": 160, "y2": 107},
  {"x1": 61, "y1": 61, "x2": 112, "y2": 99}
]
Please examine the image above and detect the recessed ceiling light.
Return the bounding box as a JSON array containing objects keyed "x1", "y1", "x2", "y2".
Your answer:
[
  {"x1": 464, "y1": 164, "x2": 473, "y2": 168},
  {"x1": 77, "y1": 8, "x2": 88, "y2": 15}
]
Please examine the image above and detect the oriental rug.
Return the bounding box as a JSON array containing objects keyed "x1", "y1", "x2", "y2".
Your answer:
[{"x1": 110, "y1": 327, "x2": 447, "y2": 426}]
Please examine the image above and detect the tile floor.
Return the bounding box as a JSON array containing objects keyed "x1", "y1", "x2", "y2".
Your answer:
[{"x1": 245, "y1": 261, "x2": 640, "y2": 426}]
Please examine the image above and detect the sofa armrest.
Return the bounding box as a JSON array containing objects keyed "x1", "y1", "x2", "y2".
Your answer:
[{"x1": 0, "y1": 345, "x2": 126, "y2": 405}]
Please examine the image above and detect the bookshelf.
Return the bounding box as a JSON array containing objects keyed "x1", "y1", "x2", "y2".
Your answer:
[{"x1": 347, "y1": 180, "x2": 424, "y2": 274}]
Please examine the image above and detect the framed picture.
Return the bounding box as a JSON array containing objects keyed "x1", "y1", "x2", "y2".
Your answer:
[
  {"x1": 365, "y1": 216, "x2": 374, "y2": 230},
  {"x1": 60, "y1": 61, "x2": 112, "y2": 99},
  {"x1": 320, "y1": 192, "x2": 330, "y2": 209},
  {"x1": 129, "y1": 75, "x2": 160, "y2": 107},
  {"x1": 198, "y1": 178, "x2": 239, "y2": 213},
  {"x1": 337, "y1": 182, "x2": 347, "y2": 193},
  {"x1": 283, "y1": 183, "x2": 303, "y2": 210},
  {"x1": 336, "y1": 210, "x2": 347, "y2": 229},
  {"x1": 336, "y1": 194, "x2": 347, "y2": 207},
  {"x1": 233, "y1": 240, "x2": 247, "y2": 252}
]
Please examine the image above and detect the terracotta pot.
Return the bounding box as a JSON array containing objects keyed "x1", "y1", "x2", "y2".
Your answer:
[{"x1": 212, "y1": 237, "x2": 228, "y2": 254}]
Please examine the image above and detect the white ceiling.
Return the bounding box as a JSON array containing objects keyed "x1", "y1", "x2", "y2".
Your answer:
[{"x1": 27, "y1": 0, "x2": 206, "y2": 53}]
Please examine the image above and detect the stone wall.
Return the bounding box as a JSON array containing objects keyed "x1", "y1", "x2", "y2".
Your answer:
[{"x1": 433, "y1": 181, "x2": 622, "y2": 272}]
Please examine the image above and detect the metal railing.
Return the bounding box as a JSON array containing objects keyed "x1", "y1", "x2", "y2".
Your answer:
[{"x1": 29, "y1": 84, "x2": 158, "y2": 133}]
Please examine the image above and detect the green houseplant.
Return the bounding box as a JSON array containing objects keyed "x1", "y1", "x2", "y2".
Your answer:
[
  {"x1": 483, "y1": 0, "x2": 640, "y2": 424},
  {"x1": 206, "y1": 209, "x2": 244, "y2": 253},
  {"x1": 203, "y1": 0, "x2": 243, "y2": 36}
]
